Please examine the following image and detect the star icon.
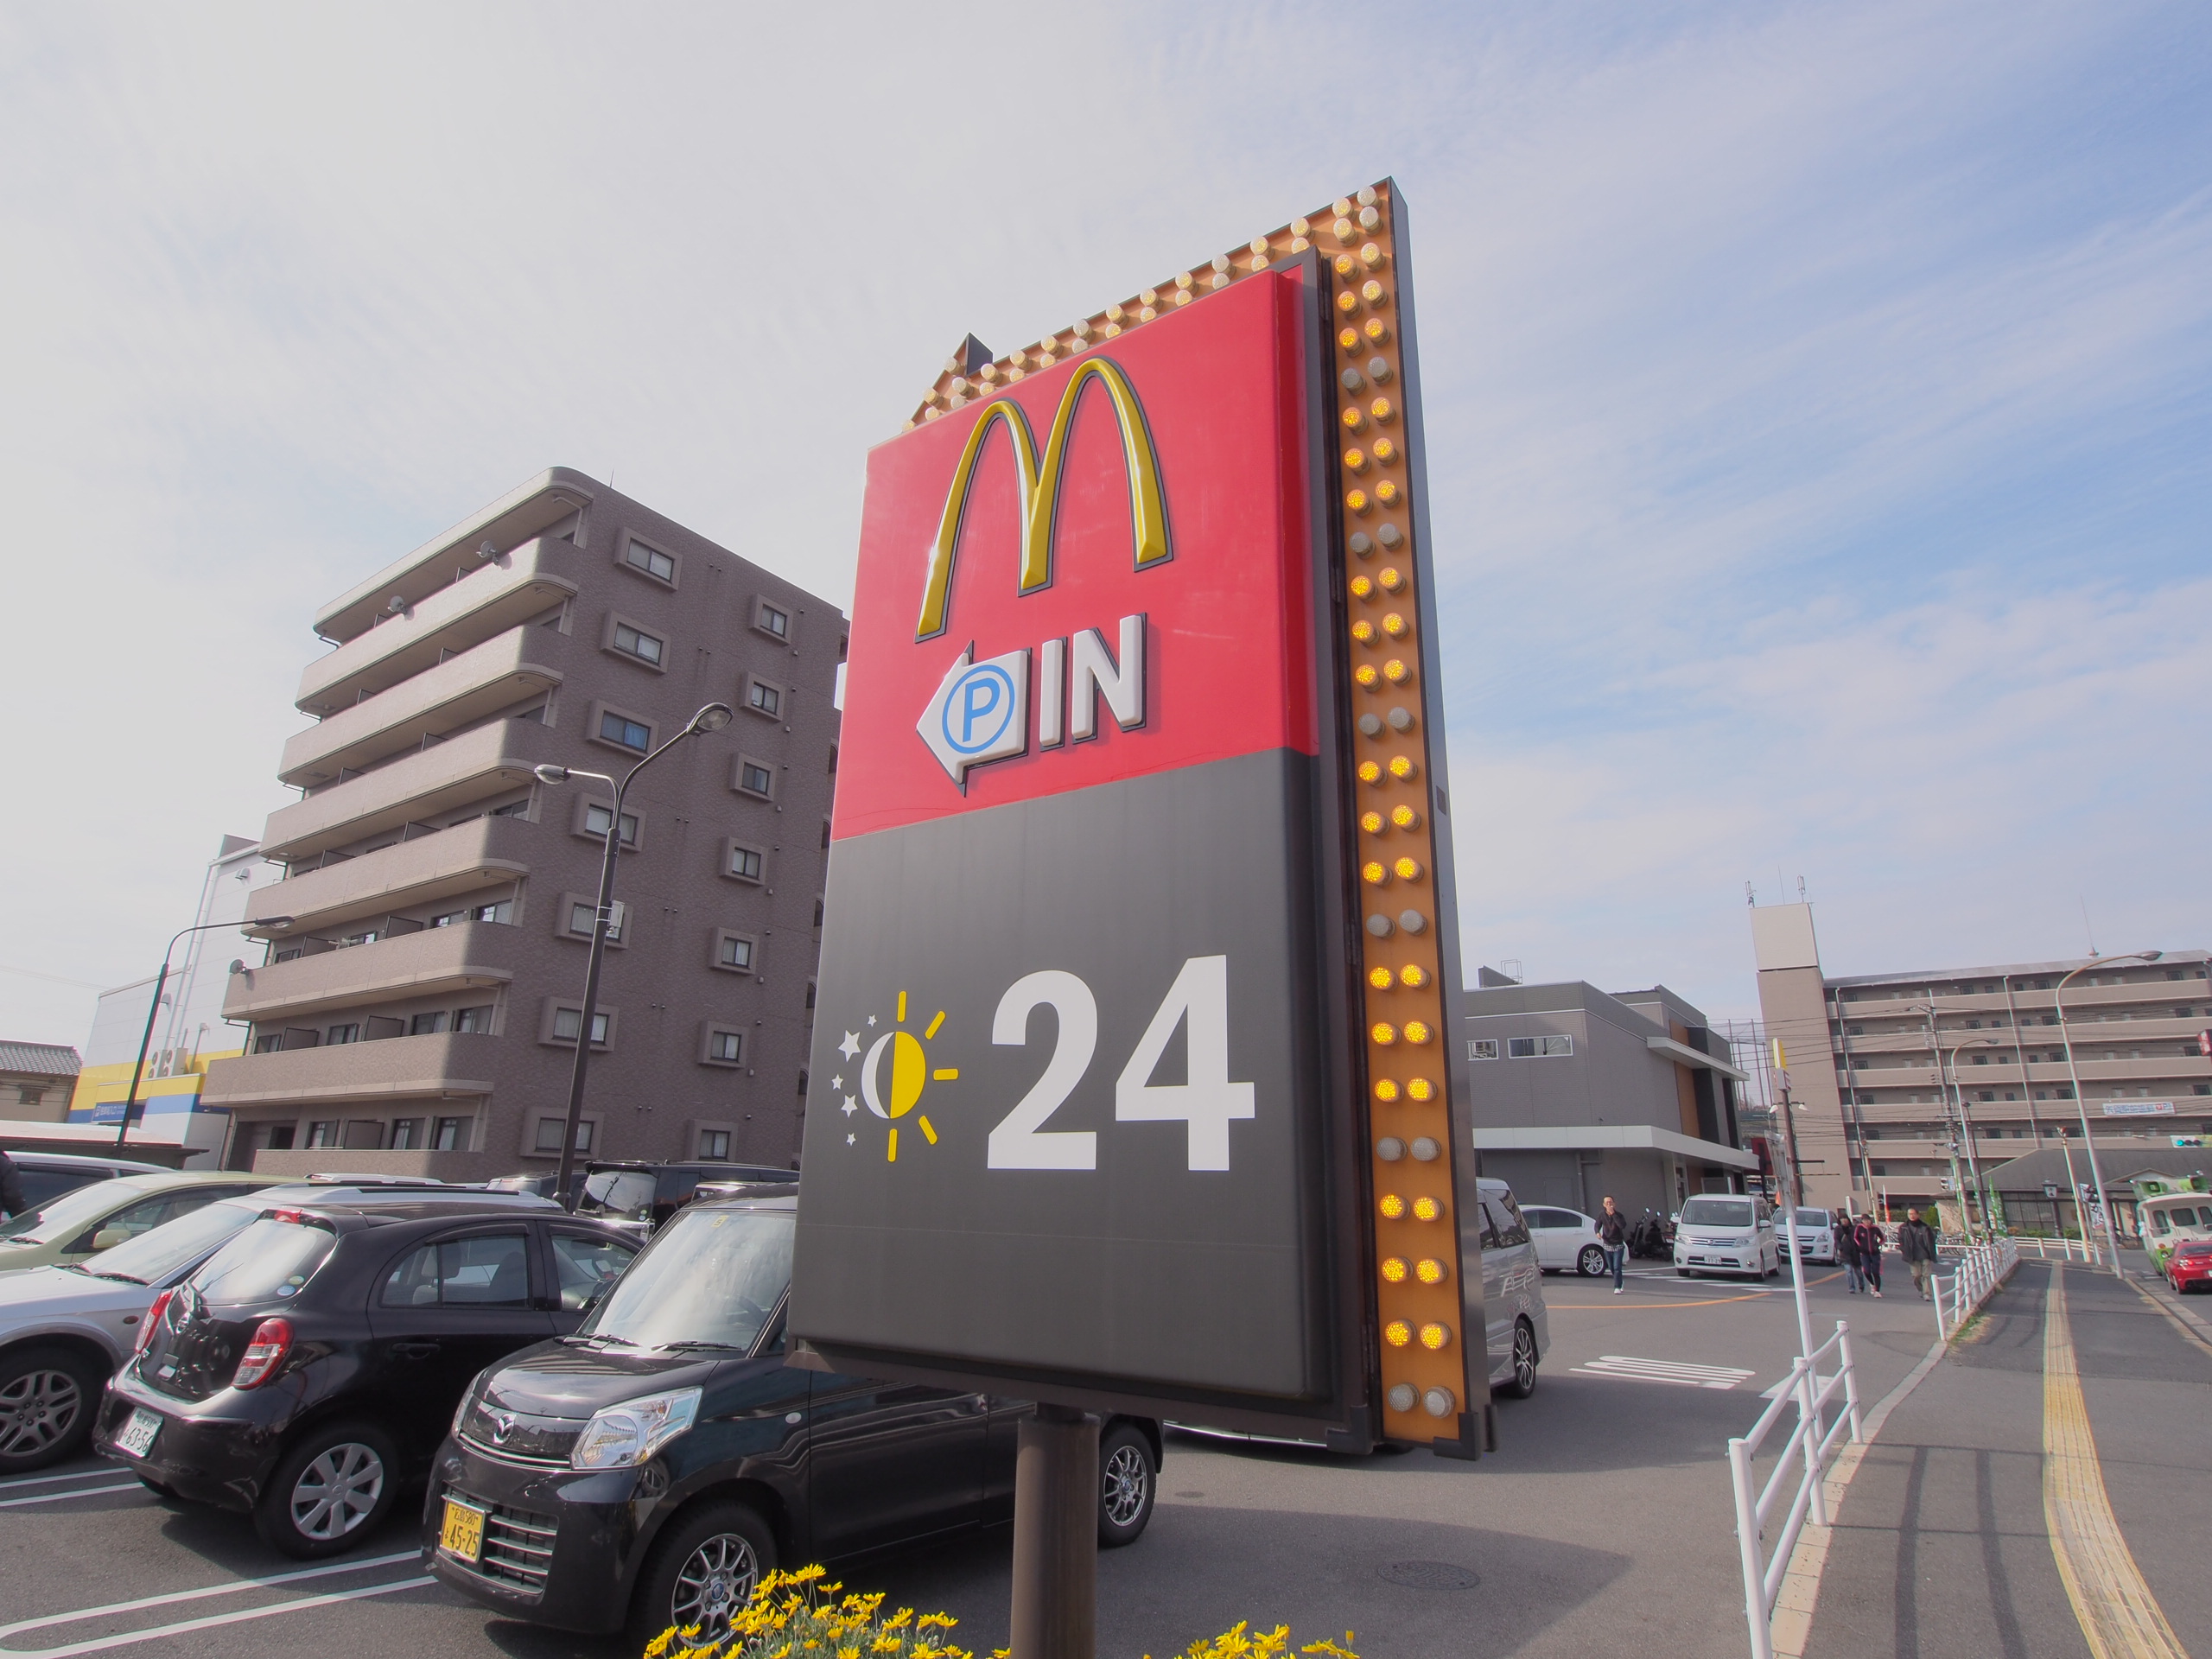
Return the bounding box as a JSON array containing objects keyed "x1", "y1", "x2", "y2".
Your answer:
[
  {"x1": 846, "y1": 1133, "x2": 856, "y2": 1146},
  {"x1": 842, "y1": 1096, "x2": 858, "y2": 1116},
  {"x1": 868, "y1": 1014, "x2": 877, "y2": 1027},
  {"x1": 830, "y1": 1075, "x2": 842, "y2": 1090},
  {"x1": 837, "y1": 1031, "x2": 861, "y2": 1060}
]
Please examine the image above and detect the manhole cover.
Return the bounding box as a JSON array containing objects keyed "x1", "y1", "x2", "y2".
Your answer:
[{"x1": 1379, "y1": 1561, "x2": 1479, "y2": 1590}]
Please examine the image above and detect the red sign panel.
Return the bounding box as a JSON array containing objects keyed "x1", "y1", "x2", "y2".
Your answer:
[{"x1": 836, "y1": 271, "x2": 1317, "y2": 841}]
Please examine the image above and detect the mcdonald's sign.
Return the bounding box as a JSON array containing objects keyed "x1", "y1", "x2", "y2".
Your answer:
[{"x1": 796, "y1": 181, "x2": 1492, "y2": 1459}]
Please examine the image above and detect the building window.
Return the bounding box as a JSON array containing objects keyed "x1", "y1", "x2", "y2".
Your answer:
[
  {"x1": 534, "y1": 1116, "x2": 593, "y2": 1154},
  {"x1": 1869, "y1": 1162, "x2": 1887, "y2": 1177},
  {"x1": 738, "y1": 760, "x2": 774, "y2": 798},
  {"x1": 728, "y1": 842, "x2": 765, "y2": 882},
  {"x1": 599, "y1": 711, "x2": 652, "y2": 751},
  {"x1": 306, "y1": 1121, "x2": 336, "y2": 1148},
  {"x1": 699, "y1": 1129, "x2": 732, "y2": 1160},
  {"x1": 756, "y1": 601, "x2": 790, "y2": 639},
  {"x1": 552, "y1": 1007, "x2": 611, "y2": 1046},
  {"x1": 584, "y1": 803, "x2": 640, "y2": 847},
  {"x1": 326, "y1": 1023, "x2": 359, "y2": 1046},
  {"x1": 716, "y1": 932, "x2": 755, "y2": 971},
  {"x1": 1468, "y1": 1039, "x2": 1498, "y2": 1061},
  {"x1": 432, "y1": 1116, "x2": 469, "y2": 1151},
  {"x1": 254, "y1": 1033, "x2": 283, "y2": 1054},
  {"x1": 611, "y1": 622, "x2": 665, "y2": 666},
  {"x1": 805, "y1": 981, "x2": 816, "y2": 1010},
  {"x1": 567, "y1": 899, "x2": 623, "y2": 942},
  {"x1": 454, "y1": 1006, "x2": 493, "y2": 1033},
  {"x1": 1507, "y1": 1035, "x2": 1574, "y2": 1058},
  {"x1": 410, "y1": 1011, "x2": 449, "y2": 1036},
  {"x1": 390, "y1": 1118, "x2": 421, "y2": 1149},
  {"x1": 747, "y1": 680, "x2": 781, "y2": 718},
  {"x1": 625, "y1": 538, "x2": 677, "y2": 583},
  {"x1": 705, "y1": 1028, "x2": 743, "y2": 1065}
]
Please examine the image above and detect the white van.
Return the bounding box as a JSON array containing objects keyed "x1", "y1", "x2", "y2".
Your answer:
[
  {"x1": 1789, "y1": 1207, "x2": 1837, "y2": 1264},
  {"x1": 2141, "y1": 1191, "x2": 2212, "y2": 1269},
  {"x1": 1673, "y1": 1193, "x2": 1779, "y2": 1280}
]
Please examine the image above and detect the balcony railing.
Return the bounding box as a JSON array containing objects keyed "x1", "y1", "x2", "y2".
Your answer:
[
  {"x1": 259, "y1": 718, "x2": 559, "y2": 863},
  {"x1": 202, "y1": 1030, "x2": 500, "y2": 1109},
  {"x1": 280, "y1": 627, "x2": 565, "y2": 787},
  {"x1": 296, "y1": 537, "x2": 583, "y2": 715},
  {"x1": 225, "y1": 919, "x2": 518, "y2": 1025},
  {"x1": 251, "y1": 816, "x2": 533, "y2": 938}
]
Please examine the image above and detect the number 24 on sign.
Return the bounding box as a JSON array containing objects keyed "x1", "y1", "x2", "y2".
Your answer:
[{"x1": 987, "y1": 955, "x2": 1255, "y2": 1173}]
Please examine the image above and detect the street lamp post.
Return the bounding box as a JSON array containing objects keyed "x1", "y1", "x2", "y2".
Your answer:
[
  {"x1": 535, "y1": 702, "x2": 734, "y2": 1208},
  {"x1": 1937, "y1": 1036, "x2": 2001, "y2": 1240},
  {"x1": 115, "y1": 913, "x2": 294, "y2": 1151},
  {"x1": 2056, "y1": 950, "x2": 2163, "y2": 1279}
]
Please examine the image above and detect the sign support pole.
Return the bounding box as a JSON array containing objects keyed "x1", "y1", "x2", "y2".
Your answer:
[{"x1": 1007, "y1": 1406, "x2": 1097, "y2": 1659}]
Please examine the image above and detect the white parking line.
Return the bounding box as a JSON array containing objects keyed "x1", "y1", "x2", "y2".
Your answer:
[
  {"x1": 1569, "y1": 1355, "x2": 1758, "y2": 1389},
  {"x1": 0, "y1": 1484, "x2": 141, "y2": 1509},
  {"x1": 0, "y1": 1551, "x2": 429, "y2": 1659},
  {"x1": 0, "y1": 1469, "x2": 130, "y2": 1493}
]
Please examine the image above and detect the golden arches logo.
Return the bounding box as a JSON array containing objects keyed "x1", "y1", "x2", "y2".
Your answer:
[{"x1": 916, "y1": 357, "x2": 1171, "y2": 641}]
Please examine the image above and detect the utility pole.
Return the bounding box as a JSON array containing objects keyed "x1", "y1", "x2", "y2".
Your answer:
[{"x1": 1770, "y1": 1039, "x2": 1804, "y2": 1211}]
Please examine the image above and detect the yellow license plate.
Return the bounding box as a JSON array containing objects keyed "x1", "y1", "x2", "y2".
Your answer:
[{"x1": 439, "y1": 1497, "x2": 486, "y2": 1564}]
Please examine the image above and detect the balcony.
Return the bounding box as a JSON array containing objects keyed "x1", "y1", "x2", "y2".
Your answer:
[
  {"x1": 248, "y1": 816, "x2": 533, "y2": 937},
  {"x1": 202, "y1": 1031, "x2": 500, "y2": 1110},
  {"x1": 224, "y1": 920, "x2": 518, "y2": 1025},
  {"x1": 280, "y1": 628, "x2": 566, "y2": 787},
  {"x1": 260, "y1": 719, "x2": 560, "y2": 864},
  {"x1": 297, "y1": 536, "x2": 584, "y2": 715}
]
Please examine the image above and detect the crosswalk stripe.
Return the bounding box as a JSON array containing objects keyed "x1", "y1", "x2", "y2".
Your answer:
[{"x1": 1568, "y1": 1354, "x2": 1756, "y2": 1389}]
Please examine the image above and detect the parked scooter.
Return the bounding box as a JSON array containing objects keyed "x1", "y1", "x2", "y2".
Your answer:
[{"x1": 1629, "y1": 1210, "x2": 1673, "y2": 1259}]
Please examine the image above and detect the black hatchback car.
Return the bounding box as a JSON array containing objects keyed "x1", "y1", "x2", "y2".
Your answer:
[
  {"x1": 425, "y1": 1191, "x2": 1161, "y2": 1644},
  {"x1": 94, "y1": 1197, "x2": 638, "y2": 1557}
]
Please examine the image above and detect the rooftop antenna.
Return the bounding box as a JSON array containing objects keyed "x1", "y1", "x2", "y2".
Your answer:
[
  {"x1": 1745, "y1": 881, "x2": 1756, "y2": 907},
  {"x1": 1797, "y1": 874, "x2": 1807, "y2": 904},
  {"x1": 2080, "y1": 895, "x2": 2098, "y2": 957}
]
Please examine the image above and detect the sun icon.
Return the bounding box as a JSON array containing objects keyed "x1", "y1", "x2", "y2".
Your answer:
[{"x1": 836, "y1": 991, "x2": 958, "y2": 1161}]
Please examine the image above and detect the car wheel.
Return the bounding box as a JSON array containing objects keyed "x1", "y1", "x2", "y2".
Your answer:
[
  {"x1": 0, "y1": 1346, "x2": 101, "y2": 1474},
  {"x1": 628, "y1": 1499, "x2": 777, "y2": 1650},
  {"x1": 254, "y1": 1421, "x2": 398, "y2": 1559},
  {"x1": 1097, "y1": 1422, "x2": 1156, "y2": 1547},
  {"x1": 1577, "y1": 1245, "x2": 1606, "y2": 1277},
  {"x1": 1498, "y1": 1321, "x2": 1538, "y2": 1399}
]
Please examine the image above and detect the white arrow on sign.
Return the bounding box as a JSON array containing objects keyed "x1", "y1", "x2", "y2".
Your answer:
[{"x1": 917, "y1": 644, "x2": 1029, "y2": 787}]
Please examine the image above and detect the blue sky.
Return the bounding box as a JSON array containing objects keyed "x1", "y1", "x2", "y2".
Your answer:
[{"x1": 1, "y1": 1, "x2": 2206, "y2": 1043}]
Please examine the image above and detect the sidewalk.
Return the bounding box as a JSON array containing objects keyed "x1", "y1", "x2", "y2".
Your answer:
[{"x1": 1797, "y1": 1260, "x2": 2203, "y2": 1659}]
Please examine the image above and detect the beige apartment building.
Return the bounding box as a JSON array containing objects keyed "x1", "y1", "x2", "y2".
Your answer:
[
  {"x1": 203, "y1": 468, "x2": 842, "y2": 1180},
  {"x1": 1751, "y1": 902, "x2": 2212, "y2": 1213}
]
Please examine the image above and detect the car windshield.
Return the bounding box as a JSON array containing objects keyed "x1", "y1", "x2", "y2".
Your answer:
[
  {"x1": 68, "y1": 1197, "x2": 265, "y2": 1285},
  {"x1": 1795, "y1": 1209, "x2": 1828, "y2": 1225},
  {"x1": 578, "y1": 1170, "x2": 657, "y2": 1219},
  {"x1": 582, "y1": 1205, "x2": 791, "y2": 1351},
  {"x1": 191, "y1": 1216, "x2": 340, "y2": 1304},
  {"x1": 0, "y1": 1179, "x2": 144, "y2": 1245},
  {"x1": 1681, "y1": 1198, "x2": 1756, "y2": 1228}
]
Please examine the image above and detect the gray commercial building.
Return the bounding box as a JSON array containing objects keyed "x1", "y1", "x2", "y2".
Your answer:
[
  {"x1": 1750, "y1": 901, "x2": 2212, "y2": 1215},
  {"x1": 204, "y1": 468, "x2": 842, "y2": 1180},
  {"x1": 1463, "y1": 970, "x2": 1756, "y2": 1221}
]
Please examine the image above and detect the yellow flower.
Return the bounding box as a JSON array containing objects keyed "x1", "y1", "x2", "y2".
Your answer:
[
  {"x1": 792, "y1": 1565, "x2": 828, "y2": 1584},
  {"x1": 882, "y1": 1609, "x2": 914, "y2": 1631},
  {"x1": 917, "y1": 1614, "x2": 957, "y2": 1631}
]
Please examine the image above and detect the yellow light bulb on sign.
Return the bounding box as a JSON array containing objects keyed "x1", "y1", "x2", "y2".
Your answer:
[
  {"x1": 1372, "y1": 1078, "x2": 1401, "y2": 1103},
  {"x1": 1418, "y1": 1322, "x2": 1450, "y2": 1350},
  {"x1": 1400, "y1": 964, "x2": 1430, "y2": 989},
  {"x1": 1359, "y1": 810, "x2": 1384, "y2": 835},
  {"x1": 1370, "y1": 1021, "x2": 1398, "y2": 1046},
  {"x1": 1357, "y1": 760, "x2": 1382, "y2": 785},
  {"x1": 1390, "y1": 804, "x2": 1421, "y2": 830},
  {"x1": 1380, "y1": 1256, "x2": 1408, "y2": 1283},
  {"x1": 1406, "y1": 1077, "x2": 1434, "y2": 1102},
  {"x1": 1403, "y1": 1020, "x2": 1432, "y2": 1045},
  {"x1": 1383, "y1": 1319, "x2": 1412, "y2": 1347},
  {"x1": 1393, "y1": 857, "x2": 1422, "y2": 881},
  {"x1": 1361, "y1": 861, "x2": 1389, "y2": 886},
  {"x1": 1415, "y1": 1258, "x2": 1446, "y2": 1285},
  {"x1": 1387, "y1": 755, "x2": 1417, "y2": 779},
  {"x1": 1412, "y1": 1195, "x2": 1441, "y2": 1222},
  {"x1": 1368, "y1": 965, "x2": 1395, "y2": 990},
  {"x1": 1378, "y1": 1193, "x2": 1406, "y2": 1220}
]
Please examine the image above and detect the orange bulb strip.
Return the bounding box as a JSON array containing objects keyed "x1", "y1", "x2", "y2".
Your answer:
[{"x1": 1325, "y1": 181, "x2": 1468, "y2": 1444}]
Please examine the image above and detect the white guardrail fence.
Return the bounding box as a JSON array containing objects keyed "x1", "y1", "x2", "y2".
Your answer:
[
  {"x1": 2009, "y1": 1233, "x2": 2105, "y2": 1267},
  {"x1": 1931, "y1": 1236, "x2": 2022, "y2": 1340},
  {"x1": 1726, "y1": 1320, "x2": 1862, "y2": 1659}
]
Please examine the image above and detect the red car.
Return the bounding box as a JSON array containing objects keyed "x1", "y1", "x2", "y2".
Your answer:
[{"x1": 2166, "y1": 1240, "x2": 2212, "y2": 1294}]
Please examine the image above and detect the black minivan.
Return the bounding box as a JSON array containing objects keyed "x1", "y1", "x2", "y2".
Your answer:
[{"x1": 426, "y1": 1190, "x2": 1161, "y2": 1644}]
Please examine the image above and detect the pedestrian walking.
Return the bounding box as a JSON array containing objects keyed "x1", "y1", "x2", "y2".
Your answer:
[
  {"x1": 1898, "y1": 1208, "x2": 1940, "y2": 1301},
  {"x1": 1854, "y1": 1215, "x2": 1886, "y2": 1298},
  {"x1": 1595, "y1": 1195, "x2": 1630, "y2": 1294},
  {"x1": 1834, "y1": 1207, "x2": 1863, "y2": 1293},
  {"x1": 0, "y1": 1148, "x2": 22, "y2": 1220}
]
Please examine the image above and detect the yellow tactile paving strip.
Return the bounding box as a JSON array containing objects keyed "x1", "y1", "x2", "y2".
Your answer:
[{"x1": 2042, "y1": 1268, "x2": 2188, "y2": 1659}]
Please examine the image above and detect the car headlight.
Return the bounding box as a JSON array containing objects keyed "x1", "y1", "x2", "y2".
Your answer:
[
  {"x1": 569, "y1": 1388, "x2": 702, "y2": 1471},
  {"x1": 451, "y1": 1377, "x2": 481, "y2": 1438}
]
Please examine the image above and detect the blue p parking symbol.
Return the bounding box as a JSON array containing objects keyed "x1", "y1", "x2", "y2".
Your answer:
[
  {"x1": 918, "y1": 647, "x2": 1030, "y2": 784},
  {"x1": 946, "y1": 664, "x2": 1015, "y2": 754}
]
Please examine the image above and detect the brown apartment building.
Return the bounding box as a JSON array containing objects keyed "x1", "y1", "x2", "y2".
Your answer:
[
  {"x1": 203, "y1": 469, "x2": 842, "y2": 1180},
  {"x1": 1751, "y1": 902, "x2": 2212, "y2": 1213}
]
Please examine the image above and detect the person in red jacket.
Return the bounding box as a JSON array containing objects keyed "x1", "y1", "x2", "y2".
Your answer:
[{"x1": 1853, "y1": 1215, "x2": 1886, "y2": 1298}]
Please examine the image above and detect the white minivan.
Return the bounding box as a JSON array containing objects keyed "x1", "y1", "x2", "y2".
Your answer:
[
  {"x1": 1673, "y1": 1194, "x2": 1779, "y2": 1280},
  {"x1": 1789, "y1": 1207, "x2": 1837, "y2": 1264}
]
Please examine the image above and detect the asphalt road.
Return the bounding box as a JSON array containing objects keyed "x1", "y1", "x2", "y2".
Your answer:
[{"x1": 0, "y1": 1260, "x2": 1978, "y2": 1659}]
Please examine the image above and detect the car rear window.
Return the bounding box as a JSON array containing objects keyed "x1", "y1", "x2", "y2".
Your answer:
[
  {"x1": 192, "y1": 1216, "x2": 340, "y2": 1304},
  {"x1": 14, "y1": 1167, "x2": 108, "y2": 1215},
  {"x1": 1681, "y1": 1198, "x2": 1756, "y2": 1228},
  {"x1": 81, "y1": 1198, "x2": 266, "y2": 1285}
]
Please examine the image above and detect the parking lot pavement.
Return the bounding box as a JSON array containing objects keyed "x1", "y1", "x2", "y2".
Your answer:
[{"x1": 0, "y1": 1267, "x2": 1942, "y2": 1659}]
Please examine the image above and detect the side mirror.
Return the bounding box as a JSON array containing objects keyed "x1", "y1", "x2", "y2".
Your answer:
[
  {"x1": 92, "y1": 1227, "x2": 130, "y2": 1251},
  {"x1": 1669, "y1": 1212, "x2": 1681, "y2": 1225}
]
